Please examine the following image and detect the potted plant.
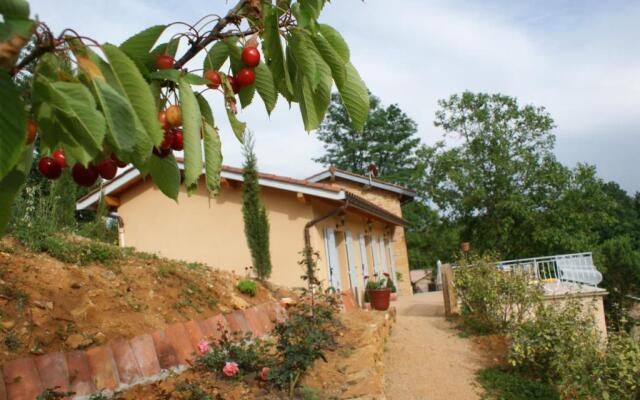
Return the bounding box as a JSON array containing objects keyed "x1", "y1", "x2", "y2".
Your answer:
[{"x1": 364, "y1": 273, "x2": 392, "y2": 311}]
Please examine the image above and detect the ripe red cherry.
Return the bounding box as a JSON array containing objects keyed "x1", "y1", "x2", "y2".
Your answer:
[
  {"x1": 155, "y1": 54, "x2": 174, "y2": 70},
  {"x1": 204, "y1": 70, "x2": 222, "y2": 89},
  {"x1": 38, "y1": 157, "x2": 62, "y2": 180},
  {"x1": 157, "y1": 111, "x2": 170, "y2": 130},
  {"x1": 241, "y1": 46, "x2": 260, "y2": 68},
  {"x1": 52, "y1": 149, "x2": 67, "y2": 168},
  {"x1": 160, "y1": 130, "x2": 175, "y2": 150},
  {"x1": 26, "y1": 119, "x2": 37, "y2": 145},
  {"x1": 227, "y1": 75, "x2": 240, "y2": 94},
  {"x1": 97, "y1": 159, "x2": 118, "y2": 180},
  {"x1": 236, "y1": 68, "x2": 255, "y2": 87},
  {"x1": 72, "y1": 163, "x2": 99, "y2": 187},
  {"x1": 171, "y1": 130, "x2": 184, "y2": 151},
  {"x1": 110, "y1": 153, "x2": 128, "y2": 168}
]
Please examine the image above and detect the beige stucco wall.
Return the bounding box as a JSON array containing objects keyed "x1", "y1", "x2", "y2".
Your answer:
[
  {"x1": 312, "y1": 179, "x2": 414, "y2": 296},
  {"x1": 118, "y1": 177, "x2": 318, "y2": 289},
  {"x1": 543, "y1": 292, "x2": 608, "y2": 337}
]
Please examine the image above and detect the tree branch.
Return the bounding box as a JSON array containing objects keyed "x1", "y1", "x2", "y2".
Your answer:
[{"x1": 173, "y1": 0, "x2": 248, "y2": 69}]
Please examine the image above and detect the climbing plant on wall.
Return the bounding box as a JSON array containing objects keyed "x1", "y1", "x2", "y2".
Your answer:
[{"x1": 0, "y1": 0, "x2": 369, "y2": 233}]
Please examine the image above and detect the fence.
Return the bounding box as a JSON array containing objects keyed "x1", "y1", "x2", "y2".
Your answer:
[{"x1": 495, "y1": 252, "x2": 603, "y2": 287}]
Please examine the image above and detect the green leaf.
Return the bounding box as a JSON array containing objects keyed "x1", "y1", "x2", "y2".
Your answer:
[
  {"x1": 119, "y1": 25, "x2": 166, "y2": 71},
  {"x1": 147, "y1": 69, "x2": 181, "y2": 82},
  {"x1": 311, "y1": 32, "x2": 346, "y2": 87},
  {"x1": 336, "y1": 63, "x2": 369, "y2": 132},
  {"x1": 262, "y1": 7, "x2": 292, "y2": 101},
  {"x1": 226, "y1": 104, "x2": 246, "y2": 143},
  {"x1": 148, "y1": 152, "x2": 181, "y2": 200},
  {"x1": 289, "y1": 30, "x2": 318, "y2": 88},
  {"x1": 178, "y1": 77, "x2": 203, "y2": 194},
  {"x1": 0, "y1": 147, "x2": 31, "y2": 234},
  {"x1": 311, "y1": 51, "x2": 332, "y2": 125},
  {"x1": 238, "y1": 84, "x2": 255, "y2": 109},
  {"x1": 33, "y1": 77, "x2": 106, "y2": 157},
  {"x1": 295, "y1": 74, "x2": 320, "y2": 131},
  {"x1": 203, "y1": 41, "x2": 229, "y2": 72},
  {"x1": 0, "y1": 0, "x2": 29, "y2": 19},
  {"x1": 224, "y1": 38, "x2": 243, "y2": 74},
  {"x1": 254, "y1": 62, "x2": 278, "y2": 115},
  {"x1": 0, "y1": 71, "x2": 26, "y2": 181},
  {"x1": 319, "y1": 24, "x2": 349, "y2": 62},
  {"x1": 0, "y1": 18, "x2": 34, "y2": 44},
  {"x1": 195, "y1": 93, "x2": 214, "y2": 126},
  {"x1": 93, "y1": 78, "x2": 138, "y2": 156},
  {"x1": 102, "y1": 44, "x2": 163, "y2": 148},
  {"x1": 36, "y1": 103, "x2": 93, "y2": 166},
  {"x1": 203, "y1": 122, "x2": 223, "y2": 194}
]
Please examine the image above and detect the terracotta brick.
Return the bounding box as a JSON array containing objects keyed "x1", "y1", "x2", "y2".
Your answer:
[
  {"x1": 35, "y1": 352, "x2": 69, "y2": 392},
  {"x1": 0, "y1": 370, "x2": 6, "y2": 400},
  {"x1": 265, "y1": 301, "x2": 288, "y2": 323},
  {"x1": 152, "y1": 329, "x2": 179, "y2": 369},
  {"x1": 165, "y1": 323, "x2": 195, "y2": 364},
  {"x1": 110, "y1": 340, "x2": 143, "y2": 384},
  {"x1": 198, "y1": 314, "x2": 228, "y2": 344},
  {"x1": 183, "y1": 320, "x2": 206, "y2": 351},
  {"x1": 2, "y1": 357, "x2": 43, "y2": 400},
  {"x1": 130, "y1": 335, "x2": 161, "y2": 377},
  {"x1": 86, "y1": 346, "x2": 120, "y2": 391},
  {"x1": 225, "y1": 310, "x2": 251, "y2": 336},
  {"x1": 66, "y1": 351, "x2": 95, "y2": 396},
  {"x1": 242, "y1": 307, "x2": 265, "y2": 338}
]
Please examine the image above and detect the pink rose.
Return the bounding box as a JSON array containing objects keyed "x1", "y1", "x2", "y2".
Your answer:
[
  {"x1": 260, "y1": 367, "x2": 269, "y2": 381},
  {"x1": 197, "y1": 339, "x2": 211, "y2": 355},
  {"x1": 222, "y1": 361, "x2": 239, "y2": 377}
]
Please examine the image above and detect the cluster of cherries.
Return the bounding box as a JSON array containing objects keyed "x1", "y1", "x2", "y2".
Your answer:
[
  {"x1": 32, "y1": 116, "x2": 127, "y2": 186},
  {"x1": 156, "y1": 45, "x2": 261, "y2": 94},
  {"x1": 38, "y1": 148, "x2": 127, "y2": 187},
  {"x1": 154, "y1": 105, "x2": 184, "y2": 158}
]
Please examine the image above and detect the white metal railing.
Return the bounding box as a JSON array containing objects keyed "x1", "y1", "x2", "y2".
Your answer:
[{"x1": 496, "y1": 252, "x2": 603, "y2": 287}]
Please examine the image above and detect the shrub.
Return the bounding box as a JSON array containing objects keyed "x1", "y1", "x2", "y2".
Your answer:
[
  {"x1": 195, "y1": 330, "x2": 272, "y2": 378},
  {"x1": 237, "y1": 279, "x2": 257, "y2": 297},
  {"x1": 508, "y1": 300, "x2": 640, "y2": 400},
  {"x1": 453, "y1": 256, "x2": 542, "y2": 334},
  {"x1": 477, "y1": 366, "x2": 559, "y2": 400},
  {"x1": 268, "y1": 293, "x2": 341, "y2": 396}
]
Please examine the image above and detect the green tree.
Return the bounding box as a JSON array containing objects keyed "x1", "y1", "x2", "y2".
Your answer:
[
  {"x1": 314, "y1": 93, "x2": 421, "y2": 184},
  {"x1": 242, "y1": 133, "x2": 272, "y2": 280}
]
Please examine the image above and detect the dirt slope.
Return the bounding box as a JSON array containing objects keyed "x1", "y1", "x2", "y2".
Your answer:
[{"x1": 0, "y1": 237, "x2": 286, "y2": 365}]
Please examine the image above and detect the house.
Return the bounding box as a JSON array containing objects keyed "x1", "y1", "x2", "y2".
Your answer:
[{"x1": 76, "y1": 164, "x2": 417, "y2": 300}]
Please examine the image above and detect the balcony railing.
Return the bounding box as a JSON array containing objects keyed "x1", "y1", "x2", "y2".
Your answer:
[{"x1": 496, "y1": 252, "x2": 603, "y2": 287}]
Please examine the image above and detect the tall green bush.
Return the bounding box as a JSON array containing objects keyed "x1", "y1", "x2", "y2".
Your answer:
[
  {"x1": 453, "y1": 256, "x2": 542, "y2": 334},
  {"x1": 509, "y1": 300, "x2": 640, "y2": 400},
  {"x1": 241, "y1": 133, "x2": 272, "y2": 280}
]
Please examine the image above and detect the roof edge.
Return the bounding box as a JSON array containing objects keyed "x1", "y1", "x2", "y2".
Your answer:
[{"x1": 306, "y1": 168, "x2": 417, "y2": 198}]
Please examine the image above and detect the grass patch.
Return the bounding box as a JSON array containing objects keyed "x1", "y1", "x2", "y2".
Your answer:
[
  {"x1": 237, "y1": 279, "x2": 257, "y2": 297},
  {"x1": 477, "y1": 366, "x2": 559, "y2": 400}
]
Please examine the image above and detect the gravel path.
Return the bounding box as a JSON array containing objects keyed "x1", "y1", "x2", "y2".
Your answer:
[{"x1": 383, "y1": 292, "x2": 485, "y2": 400}]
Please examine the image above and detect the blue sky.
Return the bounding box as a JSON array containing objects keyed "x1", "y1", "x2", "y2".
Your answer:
[{"x1": 29, "y1": 0, "x2": 640, "y2": 194}]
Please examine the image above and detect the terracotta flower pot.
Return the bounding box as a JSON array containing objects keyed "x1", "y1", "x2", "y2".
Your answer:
[
  {"x1": 460, "y1": 242, "x2": 470, "y2": 252},
  {"x1": 367, "y1": 288, "x2": 391, "y2": 311}
]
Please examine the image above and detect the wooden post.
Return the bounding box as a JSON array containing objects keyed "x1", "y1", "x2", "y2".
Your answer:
[{"x1": 441, "y1": 264, "x2": 459, "y2": 317}]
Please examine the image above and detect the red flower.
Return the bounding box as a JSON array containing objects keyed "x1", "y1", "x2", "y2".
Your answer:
[{"x1": 260, "y1": 367, "x2": 269, "y2": 381}]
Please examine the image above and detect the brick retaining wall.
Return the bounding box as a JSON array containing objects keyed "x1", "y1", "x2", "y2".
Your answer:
[{"x1": 0, "y1": 301, "x2": 287, "y2": 400}]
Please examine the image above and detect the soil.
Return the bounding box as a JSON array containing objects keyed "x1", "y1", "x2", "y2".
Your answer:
[
  {"x1": 0, "y1": 237, "x2": 288, "y2": 365},
  {"x1": 383, "y1": 292, "x2": 505, "y2": 400}
]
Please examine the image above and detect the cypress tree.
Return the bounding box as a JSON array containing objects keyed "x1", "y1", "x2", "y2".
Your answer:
[{"x1": 241, "y1": 133, "x2": 272, "y2": 280}]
